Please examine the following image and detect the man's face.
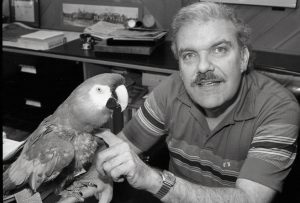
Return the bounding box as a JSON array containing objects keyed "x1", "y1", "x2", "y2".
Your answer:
[{"x1": 175, "y1": 19, "x2": 249, "y2": 112}]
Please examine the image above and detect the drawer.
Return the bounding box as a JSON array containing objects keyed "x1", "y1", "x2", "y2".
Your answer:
[
  {"x1": 20, "y1": 79, "x2": 80, "y2": 98},
  {"x1": 2, "y1": 52, "x2": 84, "y2": 131},
  {"x1": 3, "y1": 52, "x2": 83, "y2": 82}
]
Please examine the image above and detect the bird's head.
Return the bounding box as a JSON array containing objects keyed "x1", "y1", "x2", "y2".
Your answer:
[{"x1": 62, "y1": 73, "x2": 129, "y2": 132}]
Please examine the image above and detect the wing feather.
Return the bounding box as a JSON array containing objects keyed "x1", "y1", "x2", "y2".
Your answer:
[{"x1": 4, "y1": 126, "x2": 75, "y2": 192}]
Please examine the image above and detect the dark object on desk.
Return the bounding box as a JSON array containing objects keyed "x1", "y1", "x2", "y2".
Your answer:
[
  {"x1": 80, "y1": 33, "x2": 96, "y2": 50},
  {"x1": 94, "y1": 39, "x2": 165, "y2": 55},
  {"x1": 106, "y1": 37, "x2": 164, "y2": 47}
]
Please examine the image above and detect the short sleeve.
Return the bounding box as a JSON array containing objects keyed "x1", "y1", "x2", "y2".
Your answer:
[
  {"x1": 122, "y1": 74, "x2": 177, "y2": 151},
  {"x1": 239, "y1": 97, "x2": 299, "y2": 192}
]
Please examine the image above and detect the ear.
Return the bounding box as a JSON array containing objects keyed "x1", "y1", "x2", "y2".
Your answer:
[
  {"x1": 240, "y1": 47, "x2": 250, "y2": 73},
  {"x1": 171, "y1": 42, "x2": 179, "y2": 60}
]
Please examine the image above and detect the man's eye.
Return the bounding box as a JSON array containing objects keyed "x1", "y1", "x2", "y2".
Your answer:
[
  {"x1": 182, "y1": 52, "x2": 196, "y2": 61},
  {"x1": 213, "y1": 46, "x2": 228, "y2": 55}
]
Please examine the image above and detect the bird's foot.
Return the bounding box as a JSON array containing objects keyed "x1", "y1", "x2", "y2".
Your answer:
[{"x1": 59, "y1": 180, "x2": 97, "y2": 202}]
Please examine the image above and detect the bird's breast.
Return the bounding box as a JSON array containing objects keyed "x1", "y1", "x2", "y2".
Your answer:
[{"x1": 73, "y1": 133, "x2": 99, "y2": 169}]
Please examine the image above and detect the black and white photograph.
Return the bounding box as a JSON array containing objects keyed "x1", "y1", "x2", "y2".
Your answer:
[
  {"x1": 2, "y1": 0, "x2": 300, "y2": 203},
  {"x1": 62, "y1": 3, "x2": 139, "y2": 28}
]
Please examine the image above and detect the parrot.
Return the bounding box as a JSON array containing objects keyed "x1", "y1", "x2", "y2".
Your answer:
[{"x1": 3, "y1": 73, "x2": 128, "y2": 201}]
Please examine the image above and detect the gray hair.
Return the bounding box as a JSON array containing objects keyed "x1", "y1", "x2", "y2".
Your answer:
[{"x1": 171, "y1": 2, "x2": 251, "y2": 58}]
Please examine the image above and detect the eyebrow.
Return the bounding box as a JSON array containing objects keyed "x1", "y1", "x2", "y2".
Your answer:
[
  {"x1": 178, "y1": 39, "x2": 233, "y2": 56},
  {"x1": 211, "y1": 39, "x2": 233, "y2": 48}
]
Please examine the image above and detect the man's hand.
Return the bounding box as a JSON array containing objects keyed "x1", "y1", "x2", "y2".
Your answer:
[{"x1": 95, "y1": 131, "x2": 157, "y2": 192}]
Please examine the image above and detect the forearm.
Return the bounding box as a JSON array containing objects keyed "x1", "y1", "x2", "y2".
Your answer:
[
  {"x1": 161, "y1": 177, "x2": 250, "y2": 203},
  {"x1": 142, "y1": 168, "x2": 256, "y2": 203},
  {"x1": 112, "y1": 133, "x2": 252, "y2": 202}
]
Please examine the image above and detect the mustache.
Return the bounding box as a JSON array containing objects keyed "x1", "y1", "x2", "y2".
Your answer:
[{"x1": 191, "y1": 71, "x2": 223, "y2": 86}]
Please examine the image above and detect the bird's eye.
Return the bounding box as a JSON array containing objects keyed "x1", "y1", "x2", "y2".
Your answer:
[{"x1": 97, "y1": 87, "x2": 102, "y2": 93}]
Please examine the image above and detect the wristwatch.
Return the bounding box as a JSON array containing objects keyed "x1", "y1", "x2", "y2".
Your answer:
[{"x1": 154, "y1": 170, "x2": 176, "y2": 199}]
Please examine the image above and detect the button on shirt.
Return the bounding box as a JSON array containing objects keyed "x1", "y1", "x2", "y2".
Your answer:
[{"x1": 123, "y1": 71, "x2": 299, "y2": 192}]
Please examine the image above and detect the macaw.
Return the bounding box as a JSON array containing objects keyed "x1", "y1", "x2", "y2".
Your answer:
[{"x1": 3, "y1": 73, "x2": 128, "y2": 200}]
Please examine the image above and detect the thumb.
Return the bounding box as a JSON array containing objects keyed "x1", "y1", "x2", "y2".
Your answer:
[{"x1": 95, "y1": 130, "x2": 123, "y2": 147}]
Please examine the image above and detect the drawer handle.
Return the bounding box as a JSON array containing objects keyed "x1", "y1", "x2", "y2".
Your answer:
[
  {"x1": 25, "y1": 99, "x2": 41, "y2": 108},
  {"x1": 20, "y1": 65, "x2": 37, "y2": 74}
]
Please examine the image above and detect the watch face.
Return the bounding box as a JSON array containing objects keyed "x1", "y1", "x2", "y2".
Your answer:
[{"x1": 163, "y1": 170, "x2": 176, "y2": 186}]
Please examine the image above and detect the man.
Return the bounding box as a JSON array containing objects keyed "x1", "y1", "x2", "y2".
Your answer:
[{"x1": 62, "y1": 2, "x2": 299, "y2": 203}]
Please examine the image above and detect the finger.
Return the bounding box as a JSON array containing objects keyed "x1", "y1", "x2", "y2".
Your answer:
[
  {"x1": 102, "y1": 149, "x2": 131, "y2": 173},
  {"x1": 96, "y1": 143, "x2": 129, "y2": 175},
  {"x1": 96, "y1": 147, "x2": 118, "y2": 175},
  {"x1": 95, "y1": 130, "x2": 123, "y2": 146},
  {"x1": 98, "y1": 186, "x2": 113, "y2": 203},
  {"x1": 110, "y1": 161, "x2": 133, "y2": 182}
]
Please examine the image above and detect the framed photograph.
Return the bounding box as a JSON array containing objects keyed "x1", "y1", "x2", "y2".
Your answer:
[
  {"x1": 204, "y1": 0, "x2": 298, "y2": 8},
  {"x1": 61, "y1": 1, "x2": 142, "y2": 31},
  {"x1": 10, "y1": 0, "x2": 40, "y2": 27}
]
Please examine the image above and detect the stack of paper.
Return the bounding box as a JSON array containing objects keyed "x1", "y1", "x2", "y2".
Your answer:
[
  {"x1": 84, "y1": 21, "x2": 167, "y2": 41},
  {"x1": 89, "y1": 21, "x2": 167, "y2": 55}
]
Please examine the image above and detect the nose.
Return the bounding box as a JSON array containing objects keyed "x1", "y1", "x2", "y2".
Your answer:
[{"x1": 197, "y1": 53, "x2": 214, "y2": 73}]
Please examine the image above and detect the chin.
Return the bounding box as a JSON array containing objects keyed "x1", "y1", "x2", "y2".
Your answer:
[
  {"x1": 201, "y1": 102, "x2": 223, "y2": 110},
  {"x1": 196, "y1": 97, "x2": 225, "y2": 109}
]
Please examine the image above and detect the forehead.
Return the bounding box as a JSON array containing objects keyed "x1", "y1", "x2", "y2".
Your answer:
[{"x1": 175, "y1": 19, "x2": 238, "y2": 50}]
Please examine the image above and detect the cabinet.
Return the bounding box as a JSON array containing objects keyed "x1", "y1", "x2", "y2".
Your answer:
[{"x1": 2, "y1": 52, "x2": 83, "y2": 131}]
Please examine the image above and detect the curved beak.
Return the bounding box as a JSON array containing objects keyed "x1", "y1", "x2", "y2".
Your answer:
[{"x1": 115, "y1": 84, "x2": 128, "y2": 112}]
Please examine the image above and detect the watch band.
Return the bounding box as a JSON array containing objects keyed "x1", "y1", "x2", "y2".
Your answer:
[{"x1": 154, "y1": 170, "x2": 176, "y2": 199}]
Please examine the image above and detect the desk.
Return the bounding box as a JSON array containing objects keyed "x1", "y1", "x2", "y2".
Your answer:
[
  {"x1": 3, "y1": 39, "x2": 300, "y2": 75},
  {"x1": 3, "y1": 40, "x2": 179, "y2": 76}
]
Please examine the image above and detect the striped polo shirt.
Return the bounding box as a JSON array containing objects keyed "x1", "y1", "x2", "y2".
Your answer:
[{"x1": 123, "y1": 71, "x2": 299, "y2": 192}]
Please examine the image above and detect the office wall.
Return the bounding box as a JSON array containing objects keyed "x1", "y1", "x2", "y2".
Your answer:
[
  {"x1": 39, "y1": 0, "x2": 182, "y2": 32},
  {"x1": 4, "y1": 0, "x2": 299, "y2": 54}
]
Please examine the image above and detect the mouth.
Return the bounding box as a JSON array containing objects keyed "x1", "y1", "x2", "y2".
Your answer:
[
  {"x1": 193, "y1": 79, "x2": 223, "y2": 87},
  {"x1": 106, "y1": 97, "x2": 120, "y2": 110},
  {"x1": 198, "y1": 80, "x2": 222, "y2": 86}
]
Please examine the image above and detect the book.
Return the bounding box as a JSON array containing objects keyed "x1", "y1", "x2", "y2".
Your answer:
[
  {"x1": 94, "y1": 44, "x2": 157, "y2": 55},
  {"x1": 94, "y1": 39, "x2": 164, "y2": 55},
  {"x1": 106, "y1": 34, "x2": 166, "y2": 46},
  {"x1": 17, "y1": 30, "x2": 66, "y2": 50}
]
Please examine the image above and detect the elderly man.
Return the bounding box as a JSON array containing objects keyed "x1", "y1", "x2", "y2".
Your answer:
[{"x1": 63, "y1": 2, "x2": 299, "y2": 203}]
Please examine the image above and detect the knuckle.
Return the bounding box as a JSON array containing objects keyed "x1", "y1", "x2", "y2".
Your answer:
[
  {"x1": 103, "y1": 161, "x2": 110, "y2": 171},
  {"x1": 120, "y1": 142, "x2": 130, "y2": 151}
]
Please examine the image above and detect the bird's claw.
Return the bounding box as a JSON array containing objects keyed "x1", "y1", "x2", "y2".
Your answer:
[
  {"x1": 75, "y1": 180, "x2": 97, "y2": 188},
  {"x1": 60, "y1": 180, "x2": 97, "y2": 202}
]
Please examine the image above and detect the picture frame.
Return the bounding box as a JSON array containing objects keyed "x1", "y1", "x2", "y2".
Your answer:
[
  {"x1": 61, "y1": 0, "x2": 142, "y2": 32},
  {"x1": 204, "y1": 0, "x2": 298, "y2": 8},
  {"x1": 10, "y1": 0, "x2": 40, "y2": 27}
]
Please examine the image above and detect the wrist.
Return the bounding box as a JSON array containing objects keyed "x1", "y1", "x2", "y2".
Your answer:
[
  {"x1": 143, "y1": 167, "x2": 163, "y2": 194},
  {"x1": 154, "y1": 170, "x2": 176, "y2": 200}
]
